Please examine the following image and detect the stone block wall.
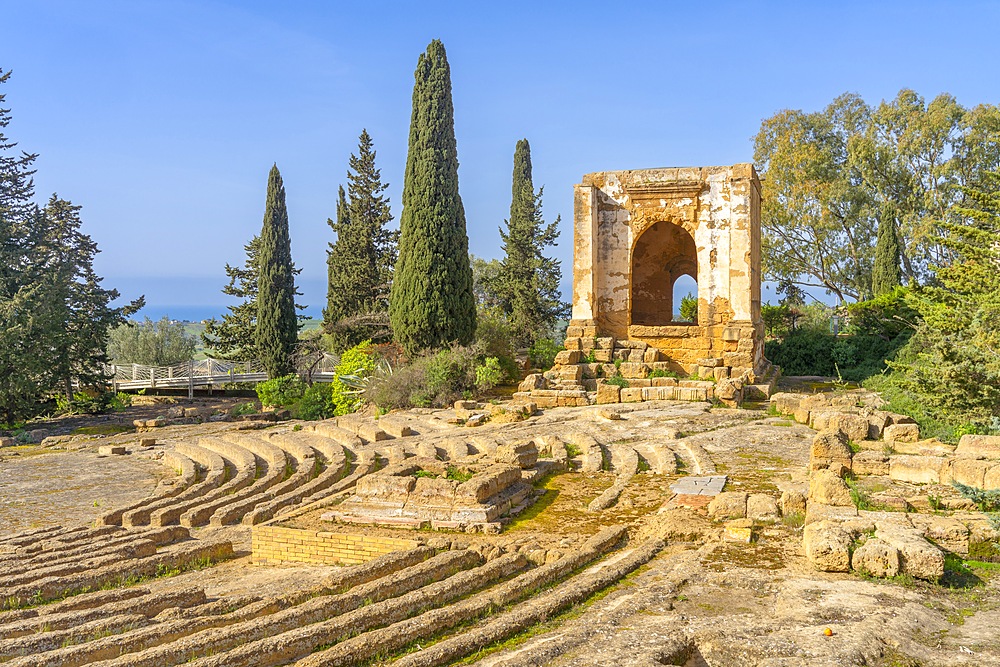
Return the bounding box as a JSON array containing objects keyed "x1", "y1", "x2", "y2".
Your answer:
[{"x1": 251, "y1": 524, "x2": 418, "y2": 566}]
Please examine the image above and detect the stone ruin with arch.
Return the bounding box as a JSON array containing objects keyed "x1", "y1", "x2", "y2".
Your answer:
[{"x1": 515, "y1": 163, "x2": 779, "y2": 408}]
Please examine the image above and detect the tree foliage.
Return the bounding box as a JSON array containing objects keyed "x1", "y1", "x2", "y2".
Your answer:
[
  {"x1": 0, "y1": 70, "x2": 139, "y2": 420},
  {"x1": 389, "y1": 40, "x2": 476, "y2": 355},
  {"x1": 325, "y1": 130, "x2": 398, "y2": 349},
  {"x1": 202, "y1": 236, "x2": 263, "y2": 360},
  {"x1": 872, "y1": 211, "x2": 902, "y2": 296},
  {"x1": 882, "y1": 171, "x2": 1000, "y2": 432},
  {"x1": 107, "y1": 317, "x2": 196, "y2": 366},
  {"x1": 754, "y1": 89, "x2": 1000, "y2": 302},
  {"x1": 256, "y1": 165, "x2": 299, "y2": 378},
  {"x1": 492, "y1": 139, "x2": 566, "y2": 347}
]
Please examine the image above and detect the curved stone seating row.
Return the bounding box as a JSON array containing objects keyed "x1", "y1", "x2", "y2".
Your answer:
[
  {"x1": 244, "y1": 438, "x2": 348, "y2": 526},
  {"x1": 588, "y1": 446, "x2": 640, "y2": 512},
  {"x1": 202, "y1": 434, "x2": 293, "y2": 526},
  {"x1": 0, "y1": 588, "x2": 150, "y2": 626},
  {"x1": 7, "y1": 547, "x2": 438, "y2": 667},
  {"x1": 389, "y1": 538, "x2": 664, "y2": 667},
  {"x1": 98, "y1": 451, "x2": 198, "y2": 527},
  {"x1": 182, "y1": 552, "x2": 521, "y2": 667},
  {"x1": 0, "y1": 527, "x2": 188, "y2": 579},
  {"x1": 0, "y1": 612, "x2": 153, "y2": 660},
  {"x1": 0, "y1": 525, "x2": 66, "y2": 548},
  {"x1": 306, "y1": 421, "x2": 363, "y2": 450},
  {"x1": 123, "y1": 444, "x2": 228, "y2": 527},
  {"x1": 0, "y1": 587, "x2": 205, "y2": 640},
  {"x1": 93, "y1": 550, "x2": 483, "y2": 667},
  {"x1": 2, "y1": 539, "x2": 234, "y2": 611},
  {"x1": 169, "y1": 437, "x2": 258, "y2": 528},
  {"x1": 275, "y1": 456, "x2": 376, "y2": 521},
  {"x1": 278, "y1": 527, "x2": 627, "y2": 667},
  {"x1": 13, "y1": 525, "x2": 124, "y2": 556}
]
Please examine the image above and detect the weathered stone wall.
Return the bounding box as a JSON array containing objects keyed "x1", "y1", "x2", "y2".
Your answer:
[
  {"x1": 570, "y1": 165, "x2": 766, "y2": 375},
  {"x1": 251, "y1": 525, "x2": 418, "y2": 566}
]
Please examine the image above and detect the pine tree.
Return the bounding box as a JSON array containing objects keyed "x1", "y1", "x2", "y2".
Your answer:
[
  {"x1": 256, "y1": 164, "x2": 298, "y2": 378},
  {"x1": 203, "y1": 236, "x2": 263, "y2": 360},
  {"x1": 495, "y1": 139, "x2": 566, "y2": 347},
  {"x1": 324, "y1": 131, "x2": 398, "y2": 349},
  {"x1": 872, "y1": 206, "x2": 902, "y2": 296},
  {"x1": 389, "y1": 40, "x2": 476, "y2": 355},
  {"x1": 40, "y1": 196, "x2": 141, "y2": 402}
]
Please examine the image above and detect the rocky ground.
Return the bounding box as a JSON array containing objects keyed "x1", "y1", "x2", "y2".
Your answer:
[{"x1": 1, "y1": 386, "x2": 998, "y2": 666}]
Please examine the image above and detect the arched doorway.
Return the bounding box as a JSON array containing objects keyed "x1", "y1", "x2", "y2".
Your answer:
[{"x1": 630, "y1": 221, "x2": 697, "y2": 326}]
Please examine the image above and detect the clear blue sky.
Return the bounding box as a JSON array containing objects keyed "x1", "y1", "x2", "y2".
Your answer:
[{"x1": 4, "y1": 1, "x2": 999, "y2": 319}]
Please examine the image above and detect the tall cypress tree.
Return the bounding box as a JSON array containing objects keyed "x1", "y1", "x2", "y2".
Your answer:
[
  {"x1": 389, "y1": 40, "x2": 476, "y2": 355},
  {"x1": 325, "y1": 130, "x2": 397, "y2": 348},
  {"x1": 256, "y1": 164, "x2": 298, "y2": 378},
  {"x1": 872, "y1": 205, "x2": 902, "y2": 296},
  {"x1": 496, "y1": 138, "x2": 566, "y2": 347}
]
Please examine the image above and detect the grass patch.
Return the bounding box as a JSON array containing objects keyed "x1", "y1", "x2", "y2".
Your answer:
[
  {"x1": 564, "y1": 443, "x2": 582, "y2": 458},
  {"x1": 445, "y1": 465, "x2": 474, "y2": 483},
  {"x1": 72, "y1": 424, "x2": 132, "y2": 436}
]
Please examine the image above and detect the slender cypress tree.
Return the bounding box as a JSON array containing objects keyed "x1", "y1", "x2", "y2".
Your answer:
[
  {"x1": 389, "y1": 40, "x2": 476, "y2": 355},
  {"x1": 872, "y1": 206, "x2": 902, "y2": 296},
  {"x1": 256, "y1": 164, "x2": 298, "y2": 378},
  {"x1": 496, "y1": 139, "x2": 566, "y2": 347},
  {"x1": 324, "y1": 131, "x2": 397, "y2": 348}
]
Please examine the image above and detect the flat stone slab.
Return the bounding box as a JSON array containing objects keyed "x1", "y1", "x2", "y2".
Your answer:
[{"x1": 669, "y1": 475, "x2": 727, "y2": 496}]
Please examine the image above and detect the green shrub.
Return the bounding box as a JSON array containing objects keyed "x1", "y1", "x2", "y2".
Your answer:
[
  {"x1": 331, "y1": 340, "x2": 377, "y2": 416},
  {"x1": 368, "y1": 346, "x2": 480, "y2": 410},
  {"x1": 528, "y1": 338, "x2": 562, "y2": 370},
  {"x1": 231, "y1": 401, "x2": 259, "y2": 416},
  {"x1": 475, "y1": 357, "x2": 505, "y2": 392},
  {"x1": 255, "y1": 374, "x2": 306, "y2": 409},
  {"x1": 649, "y1": 369, "x2": 680, "y2": 379},
  {"x1": 678, "y1": 292, "x2": 698, "y2": 322},
  {"x1": 606, "y1": 376, "x2": 630, "y2": 389},
  {"x1": 293, "y1": 383, "x2": 334, "y2": 421},
  {"x1": 56, "y1": 391, "x2": 132, "y2": 415},
  {"x1": 765, "y1": 329, "x2": 835, "y2": 376}
]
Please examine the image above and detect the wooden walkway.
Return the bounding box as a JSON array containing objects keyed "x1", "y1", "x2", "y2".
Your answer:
[{"x1": 110, "y1": 357, "x2": 338, "y2": 396}]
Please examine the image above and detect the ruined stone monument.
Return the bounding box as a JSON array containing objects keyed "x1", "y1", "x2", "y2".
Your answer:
[{"x1": 516, "y1": 164, "x2": 777, "y2": 408}]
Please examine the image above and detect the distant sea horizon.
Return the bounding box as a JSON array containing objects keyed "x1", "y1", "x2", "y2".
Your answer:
[{"x1": 134, "y1": 304, "x2": 323, "y2": 323}]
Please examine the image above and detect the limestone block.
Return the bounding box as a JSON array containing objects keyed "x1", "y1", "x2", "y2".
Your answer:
[
  {"x1": 620, "y1": 387, "x2": 643, "y2": 403},
  {"x1": 410, "y1": 477, "x2": 458, "y2": 506},
  {"x1": 875, "y1": 524, "x2": 944, "y2": 581},
  {"x1": 940, "y1": 458, "x2": 992, "y2": 488},
  {"x1": 613, "y1": 349, "x2": 630, "y2": 362},
  {"x1": 908, "y1": 515, "x2": 970, "y2": 555},
  {"x1": 697, "y1": 366, "x2": 714, "y2": 380},
  {"x1": 652, "y1": 377, "x2": 678, "y2": 387},
  {"x1": 713, "y1": 366, "x2": 731, "y2": 382},
  {"x1": 769, "y1": 392, "x2": 802, "y2": 416},
  {"x1": 618, "y1": 363, "x2": 650, "y2": 378},
  {"x1": 697, "y1": 357, "x2": 724, "y2": 367},
  {"x1": 956, "y1": 434, "x2": 1000, "y2": 460},
  {"x1": 563, "y1": 337, "x2": 582, "y2": 351},
  {"x1": 804, "y1": 521, "x2": 852, "y2": 572},
  {"x1": 724, "y1": 518, "x2": 755, "y2": 543},
  {"x1": 0, "y1": 436, "x2": 14, "y2": 447},
  {"x1": 627, "y1": 349, "x2": 646, "y2": 363},
  {"x1": 780, "y1": 490, "x2": 807, "y2": 517},
  {"x1": 643, "y1": 386, "x2": 676, "y2": 401},
  {"x1": 554, "y1": 350, "x2": 582, "y2": 365},
  {"x1": 811, "y1": 430, "x2": 853, "y2": 471},
  {"x1": 884, "y1": 423, "x2": 920, "y2": 443},
  {"x1": 805, "y1": 502, "x2": 858, "y2": 525},
  {"x1": 626, "y1": 378, "x2": 652, "y2": 388},
  {"x1": 747, "y1": 494, "x2": 780, "y2": 521},
  {"x1": 98, "y1": 445, "x2": 126, "y2": 456},
  {"x1": 494, "y1": 441, "x2": 538, "y2": 469},
  {"x1": 715, "y1": 378, "x2": 744, "y2": 401},
  {"x1": 723, "y1": 352, "x2": 753, "y2": 367},
  {"x1": 454, "y1": 400, "x2": 478, "y2": 420},
  {"x1": 851, "y1": 450, "x2": 889, "y2": 477},
  {"x1": 554, "y1": 365, "x2": 584, "y2": 382},
  {"x1": 707, "y1": 491, "x2": 747, "y2": 520},
  {"x1": 565, "y1": 325, "x2": 584, "y2": 338},
  {"x1": 518, "y1": 374, "x2": 547, "y2": 392},
  {"x1": 885, "y1": 412, "x2": 916, "y2": 425},
  {"x1": 891, "y1": 439, "x2": 955, "y2": 456},
  {"x1": 983, "y1": 464, "x2": 1000, "y2": 490},
  {"x1": 888, "y1": 455, "x2": 945, "y2": 485},
  {"x1": 356, "y1": 474, "x2": 415, "y2": 499},
  {"x1": 596, "y1": 337, "x2": 614, "y2": 350},
  {"x1": 851, "y1": 538, "x2": 900, "y2": 577},
  {"x1": 643, "y1": 348, "x2": 661, "y2": 363},
  {"x1": 867, "y1": 411, "x2": 891, "y2": 440},
  {"x1": 596, "y1": 383, "x2": 621, "y2": 405},
  {"x1": 809, "y1": 469, "x2": 853, "y2": 507},
  {"x1": 592, "y1": 349, "x2": 613, "y2": 363}
]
